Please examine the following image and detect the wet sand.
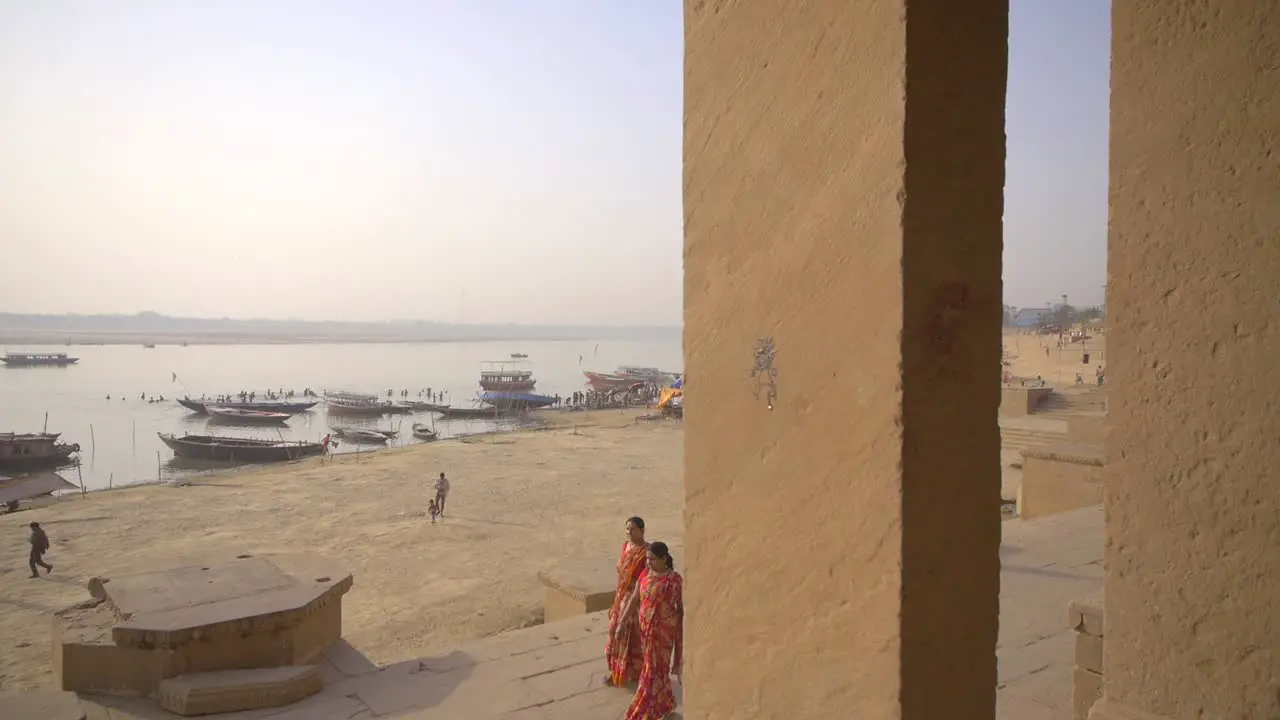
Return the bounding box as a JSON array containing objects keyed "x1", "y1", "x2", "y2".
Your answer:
[{"x1": 0, "y1": 409, "x2": 684, "y2": 690}]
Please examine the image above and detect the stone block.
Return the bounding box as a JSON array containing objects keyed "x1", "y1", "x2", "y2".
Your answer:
[
  {"x1": 157, "y1": 665, "x2": 323, "y2": 716},
  {"x1": 0, "y1": 689, "x2": 86, "y2": 720},
  {"x1": 1001, "y1": 386, "x2": 1054, "y2": 417},
  {"x1": 1067, "y1": 412, "x2": 1107, "y2": 444},
  {"x1": 537, "y1": 557, "x2": 616, "y2": 623},
  {"x1": 1075, "y1": 631, "x2": 1103, "y2": 674},
  {"x1": 1072, "y1": 668, "x2": 1103, "y2": 720},
  {"x1": 1018, "y1": 444, "x2": 1104, "y2": 520},
  {"x1": 1068, "y1": 590, "x2": 1105, "y2": 637},
  {"x1": 52, "y1": 553, "x2": 351, "y2": 697}
]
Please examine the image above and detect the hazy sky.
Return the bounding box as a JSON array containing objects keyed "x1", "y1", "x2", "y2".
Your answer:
[{"x1": 0, "y1": 2, "x2": 1109, "y2": 325}]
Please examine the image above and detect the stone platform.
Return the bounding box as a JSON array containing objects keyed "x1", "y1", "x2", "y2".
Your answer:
[
  {"x1": 66, "y1": 509, "x2": 1098, "y2": 719},
  {"x1": 53, "y1": 553, "x2": 351, "y2": 707}
]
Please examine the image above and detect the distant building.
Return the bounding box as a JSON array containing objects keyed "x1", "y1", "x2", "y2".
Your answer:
[{"x1": 1010, "y1": 307, "x2": 1053, "y2": 328}]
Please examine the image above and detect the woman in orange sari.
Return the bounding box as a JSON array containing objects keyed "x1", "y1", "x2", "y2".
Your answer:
[
  {"x1": 619, "y1": 541, "x2": 683, "y2": 720},
  {"x1": 606, "y1": 516, "x2": 650, "y2": 686}
]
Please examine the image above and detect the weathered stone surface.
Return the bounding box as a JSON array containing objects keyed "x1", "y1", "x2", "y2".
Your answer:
[
  {"x1": 54, "y1": 553, "x2": 350, "y2": 697},
  {"x1": 1023, "y1": 443, "x2": 1104, "y2": 466},
  {"x1": 1018, "y1": 444, "x2": 1105, "y2": 520},
  {"x1": 0, "y1": 689, "x2": 86, "y2": 720},
  {"x1": 683, "y1": 0, "x2": 1008, "y2": 716},
  {"x1": 1001, "y1": 386, "x2": 1055, "y2": 417},
  {"x1": 1104, "y1": 0, "x2": 1280, "y2": 717},
  {"x1": 157, "y1": 665, "x2": 322, "y2": 716},
  {"x1": 1068, "y1": 590, "x2": 1105, "y2": 638},
  {"x1": 98, "y1": 554, "x2": 351, "y2": 649},
  {"x1": 537, "y1": 556, "x2": 616, "y2": 622},
  {"x1": 76, "y1": 509, "x2": 1101, "y2": 719}
]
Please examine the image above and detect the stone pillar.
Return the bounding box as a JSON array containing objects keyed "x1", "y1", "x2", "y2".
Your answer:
[
  {"x1": 683, "y1": 1, "x2": 1007, "y2": 717},
  {"x1": 1094, "y1": 1, "x2": 1280, "y2": 718}
]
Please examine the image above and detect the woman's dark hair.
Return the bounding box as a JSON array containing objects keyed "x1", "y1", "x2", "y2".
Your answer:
[
  {"x1": 649, "y1": 541, "x2": 674, "y2": 570},
  {"x1": 627, "y1": 516, "x2": 645, "y2": 530}
]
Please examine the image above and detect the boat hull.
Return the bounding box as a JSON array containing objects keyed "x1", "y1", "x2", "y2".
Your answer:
[
  {"x1": 0, "y1": 445, "x2": 79, "y2": 474},
  {"x1": 2, "y1": 357, "x2": 79, "y2": 367},
  {"x1": 411, "y1": 424, "x2": 438, "y2": 441},
  {"x1": 158, "y1": 434, "x2": 324, "y2": 463},
  {"x1": 207, "y1": 408, "x2": 292, "y2": 425},
  {"x1": 430, "y1": 405, "x2": 524, "y2": 419},
  {"x1": 478, "y1": 391, "x2": 556, "y2": 409},
  {"x1": 583, "y1": 371, "x2": 634, "y2": 389},
  {"x1": 178, "y1": 398, "x2": 317, "y2": 415},
  {"x1": 326, "y1": 403, "x2": 390, "y2": 416},
  {"x1": 478, "y1": 380, "x2": 537, "y2": 392}
]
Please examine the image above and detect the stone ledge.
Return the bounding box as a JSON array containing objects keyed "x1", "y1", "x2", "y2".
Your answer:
[
  {"x1": 1068, "y1": 590, "x2": 1105, "y2": 637},
  {"x1": 158, "y1": 665, "x2": 323, "y2": 716},
  {"x1": 537, "y1": 557, "x2": 616, "y2": 623},
  {"x1": 1088, "y1": 698, "x2": 1176, "y2": 720},
  {"x1": 1023, "y1": 443, "x2": 1104, "y2": 466}
]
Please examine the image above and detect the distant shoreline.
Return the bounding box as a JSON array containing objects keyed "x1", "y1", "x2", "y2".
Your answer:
[{"x1": 0, "y1": 330, "x2": 674, "y2": 347}]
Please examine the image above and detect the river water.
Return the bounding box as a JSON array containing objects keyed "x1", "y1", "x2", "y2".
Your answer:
[{"x1": 0, "y1": 339, "x2": 682, "y2": 491}]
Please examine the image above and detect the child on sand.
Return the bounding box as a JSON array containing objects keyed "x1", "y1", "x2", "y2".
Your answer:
[{"x1": 427, "y1": 499, "x2": 440, "y2": 524}]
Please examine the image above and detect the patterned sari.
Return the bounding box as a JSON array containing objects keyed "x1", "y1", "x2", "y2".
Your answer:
[
  {"x1": 625, "y1": 570, "x2": 683, "y2": 720},
  {"x1": 606, "y1": 541, "x2": 649, "y2": 685}
]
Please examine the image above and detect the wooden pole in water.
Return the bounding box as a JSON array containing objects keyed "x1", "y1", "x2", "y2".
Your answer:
[
  {"x1": 157, "y1": 451, "x2": 162, "y2": 483},
  {"x1": 90, "y1": 424, "x2": 96, "y2": 458},
  {"x1": 132, "y1": 420, "x2": 136, "y2": 455},
  {"x1": 108, "y1": 472, "x2": 113, "y2": 490},
  {"x1": 76, "y1": 463, "x2": 85, "y2": 496},
  {"x1": 43, "y1": 411, "x2": 48, "y2": 434}
]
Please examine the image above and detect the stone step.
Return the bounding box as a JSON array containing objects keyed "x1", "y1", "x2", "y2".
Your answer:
[
  {"x1": 1001, "y1": 428, "x2": 1067, "y2": 452},
  {"x1": 157, "y1": 665, "x2": 323, "y2": 716}
]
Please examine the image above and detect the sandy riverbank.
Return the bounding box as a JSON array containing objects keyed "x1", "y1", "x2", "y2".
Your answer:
[
  {"x1": 1003, "y1": 327, "x2": 1107, "y2": 388},
  {"x1": 0, "y1": 408, "x2": 684, "y2": 691}
]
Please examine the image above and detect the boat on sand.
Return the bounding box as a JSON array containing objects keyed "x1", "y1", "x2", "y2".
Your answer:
[
  {"x1": 158, "y1": 434, "x2": 325, "y2": 463},
  {"x1": 411, "y1": 423, "x2": 439, "y2": 441}
]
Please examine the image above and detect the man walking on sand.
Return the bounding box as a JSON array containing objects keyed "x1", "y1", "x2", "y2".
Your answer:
[
  {"x1": 28, "y1": 522, "x2": 52, "y2": 578},
  {"x1": 434, "y1": 472, "x2": 451, "y2": 517}
]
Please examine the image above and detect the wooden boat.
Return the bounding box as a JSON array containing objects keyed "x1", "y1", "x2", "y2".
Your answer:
[
  {"x1": 429, "y1": 404, "x2": 524, "y2": 420},
  {"x1": 331, "y1": 428, "x2": 392, "y2": 444},
  {"x1": 206, "y1": 406, "x2": 292, "y2": 425},
  {"x1": 325, "y1": 391, "x2": 389, "y2": 416},
  {"x1": 479, "y1": 362, "x2": 537, "y2": 392},
  {"x1": 157, "y1": 433, "x2": 324, "y2": 463},
  {"x1": 0, "y1": 433, "x2": 80, "y2": 474},
  {"x1": 478, "y1": 391, "x2": 556, "y2": 409},
  {"x1": 2, "y1": 352, "x2": 79, "y2": 367},
  {"x1": 177, "y1": 397, "x2": 318, "y2": 415},
  {"x1": 411, "y1": 423, "x2": 439, "y2": 441},
  {"x1": 584, "y1": 366, "x2": 677, "y2": 390}
]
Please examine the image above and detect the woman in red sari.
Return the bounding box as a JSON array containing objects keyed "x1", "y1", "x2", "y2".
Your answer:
[
  {"x1": 606, "y1": 516, "x2": 650, "y2": 686},
  {"x1": 619, "y1": 541, "x2": 683, "y2": 720}
]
